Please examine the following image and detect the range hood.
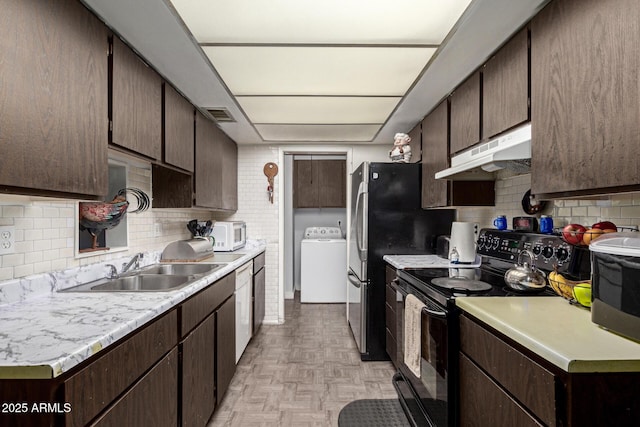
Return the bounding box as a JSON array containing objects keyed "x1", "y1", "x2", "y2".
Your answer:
[{"x1": 435, "y1": 123, "x2": 531, "y2": 180}]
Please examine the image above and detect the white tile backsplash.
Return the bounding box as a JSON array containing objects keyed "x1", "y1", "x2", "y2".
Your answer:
[
  {"x1": 0, "y1": 165, "x2": 215, "y2": 282},
  {"x1": 483, "y1": 173, "x2": 640, "y2": 231}
]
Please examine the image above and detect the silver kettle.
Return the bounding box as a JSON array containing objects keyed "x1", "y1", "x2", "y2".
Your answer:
[{"x1": 504, "y1": 250, "x2": 547, "y2": 291}]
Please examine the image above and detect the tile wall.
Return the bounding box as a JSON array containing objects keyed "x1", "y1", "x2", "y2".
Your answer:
[
  {"x1": 4, "y1": 147, "x2": 640, "y2": 325},
  {"x1": 489, "y1": 172, "x2": 640, "y2": 231},
  {"x1": 211, "y1": 145, "x2": 281, "y2": 324},
  {"x1": 0, "y1": 164, "x2": 214, "y2": 282}
]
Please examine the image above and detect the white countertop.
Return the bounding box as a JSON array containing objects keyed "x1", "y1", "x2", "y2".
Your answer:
[
  {"x1": 0, "y1": 243, "x2": 266, "y2": 379},
  {"x1": 456, "y1": 297, "x2": 640, "y2": 373},
  {"x1": 383, "y1": 254, "x2": 481, "y2": 269}
]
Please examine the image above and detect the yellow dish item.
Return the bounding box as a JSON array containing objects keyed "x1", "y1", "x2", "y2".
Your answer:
[{"x1": 572, "y1": 283, "x2": 592, "y2": 308}]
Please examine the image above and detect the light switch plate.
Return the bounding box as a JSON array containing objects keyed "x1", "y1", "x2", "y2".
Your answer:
[{"x1": 0, "y1": 226, "x2": 16, "y2": 255}]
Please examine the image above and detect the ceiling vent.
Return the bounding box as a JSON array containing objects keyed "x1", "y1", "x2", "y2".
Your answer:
[{"x1": 206, "y1": 108, "x2": 235, "y2": 123}]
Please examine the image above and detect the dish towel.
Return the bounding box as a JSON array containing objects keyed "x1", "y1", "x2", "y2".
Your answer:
[{"x1": 404, "y1": 293, "x2": 425, "y2": 378}]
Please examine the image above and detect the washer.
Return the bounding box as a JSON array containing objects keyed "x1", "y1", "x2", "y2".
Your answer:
[{"x1": 300, "y1": 226, "x2": 347, "y2": 303}]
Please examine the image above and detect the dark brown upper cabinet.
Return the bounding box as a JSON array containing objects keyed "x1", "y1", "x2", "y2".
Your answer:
[
  {"x1": 421, "y1": 101, "x2": 495, "y2": 209},
  {"x1": 163, "y1": 84, "x2": 194, "y2": 172},
  {"x1": 421, "y1": 101, "x2": 450, "y2": 208},
  {"x1": 219, "y1": 132, "x2": 238, "y2": 211},
  {"x1": 482, "y1": 28, "x2": 529, "y2": 140},
  {"x1": 194, "y1": 111, "x2": 238, "y2": 211},
  {"x1": 450, "y1": 72, "x2": 481, "y2": 155},
  {"x1": 407, "y1": 123, "x2": 422, "y2": 162},
  {"x1": 0, "y1": 0, "x2": 108, "y2": 200},
  {"x1": 194, "y1": 111, "x2": 223, "y2": 209},
  {"x1": 293, "y1": 160, "x2": 346, "y2": 208},
  {"x1": 531, "y1": 0, "x2": 640, "y2": 198},
  {"x1": 110, "y1": 36, "x2": 162, "y2": 160}
]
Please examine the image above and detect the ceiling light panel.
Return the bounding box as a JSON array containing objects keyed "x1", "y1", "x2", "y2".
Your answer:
[
  {"x1": 237, "y1": 96, "x2": 401, "y2": 124},
  {"x1": 202, "y1": 46, "x2": 436, "y2": 96},
  {"x1": 170, "y1": 0, "x2": 472, "y2": 44},
  {"x1": 255, "y1": 124, "x2": 380, "y2": 142}
]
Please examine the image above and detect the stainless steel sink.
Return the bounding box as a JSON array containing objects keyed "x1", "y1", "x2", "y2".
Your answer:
[
  {"x1": 138, "y1": 263, "x2": 222, "y2": 276},
  {"x1": 61, "y1": 262, "x2": 224, "y2": 292},
  {"x1": 90, "y1": 274, "x2": 193, "y2": 291}
]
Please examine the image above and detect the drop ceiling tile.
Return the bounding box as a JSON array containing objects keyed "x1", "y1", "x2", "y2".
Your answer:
[
  {"x1": 202, "y1": 46, "x2": 436, "y2": 96},
  {"x1": 255, "y1": 124, "x2": 380, "y2": 142},
  {"x1": 236, "y1": 96, "x2": 401, "y2": 124},
  {"x1": 170, "y1": 0, "x2": 472, "y2": 44}
]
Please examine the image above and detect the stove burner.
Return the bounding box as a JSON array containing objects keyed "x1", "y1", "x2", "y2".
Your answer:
[{"x1": 431, "y1": 277, "x2": 492, "y2": 293}]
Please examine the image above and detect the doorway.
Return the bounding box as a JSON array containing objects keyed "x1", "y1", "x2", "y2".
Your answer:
[{"x1": 278, "y1": 147, "x2": 353, "y2": 313}]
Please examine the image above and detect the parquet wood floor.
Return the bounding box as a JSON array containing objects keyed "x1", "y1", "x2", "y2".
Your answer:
[{"x1": 208, "y1": 293, "x2": 397, "y2": 426}]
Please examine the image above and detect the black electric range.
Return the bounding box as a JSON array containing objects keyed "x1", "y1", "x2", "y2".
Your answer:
[
  {"x1": 399, "y1": 229, "x2": 591, "y2": 307},
  {"x1": 392, "y1": 229, "x2": 591, "y2": 427}
]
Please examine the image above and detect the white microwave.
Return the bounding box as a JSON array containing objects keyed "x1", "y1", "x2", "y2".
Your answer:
[{"x1": 211, "y1": 221, "x2": 246, "y2": 251}]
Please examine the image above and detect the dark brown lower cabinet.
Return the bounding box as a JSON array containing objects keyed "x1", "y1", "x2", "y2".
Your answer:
[
  {"x1": 215, "y1": 295, "x2": 236, "y2": 406},
  {"x1": 65, "y1": 311, "x2": 179, "y2": 427},
  {"x1": 459, "y1": 353, "x2": 543, "y2": 427},
  {"x1": 0, "y1": 272, "x2": 244, "y2": 427},
  {"x1": 90, "y1": 349, "x2": 179, "y2": 427},
  {"x1": 181, "y1": 313, "x2": 216, "y2": 427},
  {"x1": 460, "y1": 314, "x2": 640, "y2": 426}
]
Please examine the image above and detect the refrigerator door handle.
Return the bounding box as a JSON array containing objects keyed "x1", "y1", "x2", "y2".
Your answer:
[
  {"x1": 360, "y1": 280, "x2": 367, "y2": 353},
  {"x1": 355, "y1": 182, "x2": 368, "y2": 260},
  {"x1": 348, "y1": 272, "x2": 361, "y2": 287}
]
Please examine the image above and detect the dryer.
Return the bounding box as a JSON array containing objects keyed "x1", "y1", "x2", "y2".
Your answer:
[{"x1": 300, "y1": 226, "x2": 347, "y2": 303}]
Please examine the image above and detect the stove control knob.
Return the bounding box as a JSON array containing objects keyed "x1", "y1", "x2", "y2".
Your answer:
[
  {"x1": 532, "y1": 245, "x2": 542, "y2": 255},
  {"x1": 477, "y1": 236, "x2": 486, "y2": 250},
  {"x1": 542, "y1": 246, "x2": 554, "y2": 259},
  {"x1": 556, "y1": 247, "x2": 570, "y2": 262},
  {"x1": 492, "y1": 238, "x2": 500, "y2": 250}
]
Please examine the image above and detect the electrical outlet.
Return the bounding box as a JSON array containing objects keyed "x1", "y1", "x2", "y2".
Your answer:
[
  {"x1": 153, "y1": 223, "x2": 162, "y2": 238},
  {"x1": 0, "y1": 226, "x2": 16, "y2": 255}
]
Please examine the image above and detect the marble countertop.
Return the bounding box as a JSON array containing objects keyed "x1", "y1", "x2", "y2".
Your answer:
[
  {"x1": 383, "y1": 254, "x2": 481, "y2": 269},
  {"x1": 0, "y1": 243, "x2": 266, "y2": 379},
  {"x1": 456, "y1": 297, "x2": 640, "y2": 373}
]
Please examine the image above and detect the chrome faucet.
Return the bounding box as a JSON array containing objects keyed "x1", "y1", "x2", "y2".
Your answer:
[
  {"x1": 121, "y1": 253, "x2": 144, "y2": 274},
  {"x1": 105, "y1": 264, "x2": 118, "y2": 279}
]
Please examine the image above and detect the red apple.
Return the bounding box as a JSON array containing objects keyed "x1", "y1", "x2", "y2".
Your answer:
[
  {"x1": 592, "y1": 221, "x2": 617, "y2": 231},
  {"x1": 562, "y1": 224, "x2": 587, "y2": 245}
]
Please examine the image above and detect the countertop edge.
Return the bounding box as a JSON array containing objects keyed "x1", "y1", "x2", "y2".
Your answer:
[{"x1": 456, "y1": 297, "x2": 640, "y2": 373}]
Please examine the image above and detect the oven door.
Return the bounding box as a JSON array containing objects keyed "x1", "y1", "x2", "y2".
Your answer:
[{"x1": 395, "y1": 278, "x2": 453, "y2": 427}]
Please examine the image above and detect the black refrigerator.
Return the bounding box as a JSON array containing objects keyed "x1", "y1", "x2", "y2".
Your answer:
[{"x1": 347, "y1": 162, "x2": 455, "y2": 361}]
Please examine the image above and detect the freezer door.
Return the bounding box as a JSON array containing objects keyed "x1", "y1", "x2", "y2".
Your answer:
[
  {"x1": 347, "y1": 270, "x2": 367, "y2": 353},
  {"x1": 349, "y1": 163, "x2": 368, "y2": 281}
]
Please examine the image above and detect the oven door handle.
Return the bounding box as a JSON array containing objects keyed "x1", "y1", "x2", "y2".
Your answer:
[
  {"x1": 392, "y1": 373, "x2": 424, "y2": 427},
  {"x1": 422, "y1": 305, "x2": 447, "y2": 319}
]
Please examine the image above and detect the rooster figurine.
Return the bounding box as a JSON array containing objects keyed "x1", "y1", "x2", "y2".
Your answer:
[{"x1": 79, "y1": 188, "x2": 150, "y2": 252}]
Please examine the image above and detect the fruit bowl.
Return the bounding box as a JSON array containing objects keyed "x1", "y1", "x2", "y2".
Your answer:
[
  {"x1": 558, "y1": 222, "x2": 619, "y2": 246},
  {"x1": 547, "y1": 275, "x2": 592, "y2": 308}
]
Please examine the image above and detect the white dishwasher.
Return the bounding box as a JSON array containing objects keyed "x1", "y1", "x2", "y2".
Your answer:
[{"x1": 235, "y1": 260, "x2": 253, "y2": 363}]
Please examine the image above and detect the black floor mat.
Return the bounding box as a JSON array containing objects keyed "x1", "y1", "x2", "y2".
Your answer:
[{"x1": 338, "y1": 399, "x2": 411, "y2": 427}]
